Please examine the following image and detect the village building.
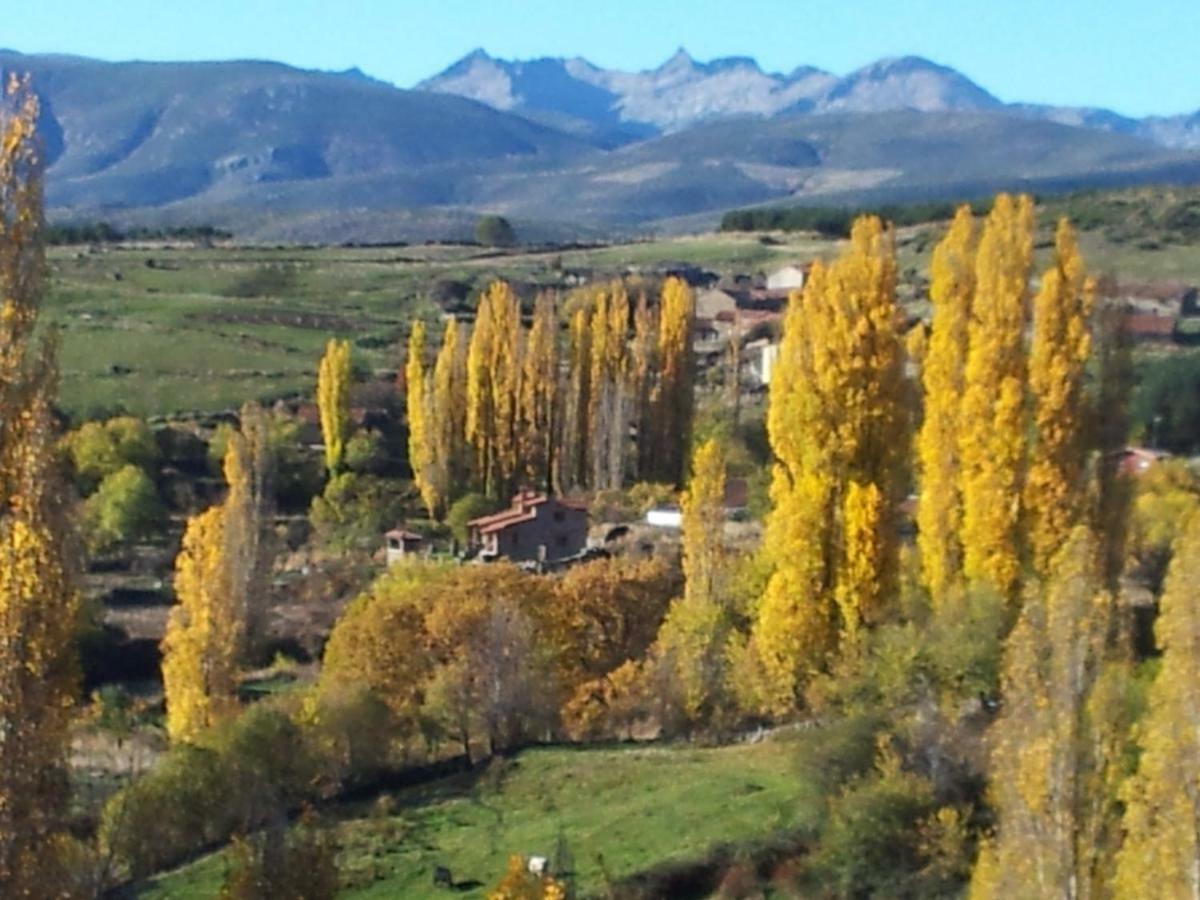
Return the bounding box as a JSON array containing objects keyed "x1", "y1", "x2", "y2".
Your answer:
[
  {"x1": 695, "y1": 286, "x2": 743, "y2": 321},
  {"x1": 766, "y1": 263, "x2": 808, "y2": 292},
  {"x1": 468, "y1": 491, "x2": 589, "y2": 563},
  {"x1": 744, "y1": 337, "x2": 780, "y2": 386},
  {"x1": 384, "y1": 527, "x2": 426, "y2": 564},
  {"x1": 1111, "y1": 446, "x2": 1171, "y2": 477}
]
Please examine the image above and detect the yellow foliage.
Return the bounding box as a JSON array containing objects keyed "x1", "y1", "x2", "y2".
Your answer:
[
  {"x1": 467, "y1": 281, "x2": 523, "y2": 497},
  {"x1": 316, "y1": 338, "x2": 351, "y2": 474},
  {"x1": 1025, "y1": 219, "x2": 1093, "y2": 576},
  {"x1": 488, "y1": 854, "x2": 568, "y2": 900},
  {"x1": 959, "y1": 194, "x2": 1034, "y2": 599},
  {"x1": 406, "y1": 321, "x2": 442, "y2": 517},
  {"x1": 752, "y1": 216, "x2": 905, "y2": 710},
  {"x1": 0, "y1": 78, "x2": 81, "y2": 893},
  {"x1": 917, "y1": 206, "x2": 975, "y2": 606},
  {"x1": 657, "y1": 438, "x2": 728, "y2": 719},
  {"x1": 651, "y1": 276, "x2": 694, "y2": 485},
  {"x1": 521, "y1": 294, "x2": 559, "y2": 491},
  {"x1": 161, "y1": 505, "x2": 240, "y2": 742},
  {"x1": 973, "y1": 527, "x2": 1113, "y2": 897},
  {"x1": 1114, "y1": 511, "x2": 1200, "y2": 898}
]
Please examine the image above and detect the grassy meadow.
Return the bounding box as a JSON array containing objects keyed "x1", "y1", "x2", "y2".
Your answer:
[
  {"x1": 45, "y1": 189, "x2": 1200, "y2": 421},
  {"x1": 135, "y1": 740, "x2": 816, "y2": 899}
]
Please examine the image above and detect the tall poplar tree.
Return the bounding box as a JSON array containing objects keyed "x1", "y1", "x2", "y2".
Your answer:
[
  {"x1": 521, "y1": 293, "x2": 558, "y2": 492},
  {"x1": 652, "y1": 276, "x2": 694, "y2": 486},
  {"x1": 589, "y1": 284, "x2": 630, "y2": 490},
  {"x1": 917, "y1": 206, "x2": 975, "y2": 607},
  {"x1": 0, "y1": 78, "x2": 80, "y2": 893},
  {"x1": 959, "y1": 193, "x2": 1034, "y2": 600},
  {"x1": 1113, "y1": 512, "x2": 1200, "y2": 898},
  {"x1": 466, "y1": 281, "x2": 523, "y2": 498},
  {"x1": 432, "y1": 316, "x2": 468, "y2": 500},
  {"x1": 161, "y1": 501, "x2": 239, "y2": 743},
  {"x1": 406, "y1": 321, "x2": 442, "y2": 517},
  {"x1": 1025, "y1": 219, "x2": 1094, "y2": 577},
  {"x1": 657, "y1": 438, "x2": 729, "y2": 719},
  {"x1": 561, "y1": 307, "x2": 592, "y2": 491},
  {"x1": 630, "y1": 291, "x2": 656, "y2": 482},
  {"x1": 971, "y1": 527, "x2": 1124, "y2": 900},
  {"x1": 752, "y1": 217, "x2": 905, "y2": 710},
  {"x1": 317, "y1": 338, "x2": 351, "y2": 474}
]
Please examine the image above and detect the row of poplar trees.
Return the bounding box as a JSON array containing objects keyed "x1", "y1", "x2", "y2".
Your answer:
[
  {"x1": 748, "y1": 196, "x2": 1200, "y2": 896},
  {"x1": 405, "y1": 277, "x2": 695, "y2": 517}
]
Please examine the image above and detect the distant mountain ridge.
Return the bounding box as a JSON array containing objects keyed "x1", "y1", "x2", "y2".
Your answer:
[
  {"x1": 3, "y1": 48, "x2": 1200, "y2": 242},
  {"x1": 418, "y1": 48, "x2": 1200, "y2": 149}
]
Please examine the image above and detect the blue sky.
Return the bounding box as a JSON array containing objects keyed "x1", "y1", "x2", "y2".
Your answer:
[{"x1": 4, "y1": 0, "x2": 1197, "y2": 117}]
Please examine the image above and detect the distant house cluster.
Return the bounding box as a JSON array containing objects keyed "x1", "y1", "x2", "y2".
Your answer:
[{"x1": 1118, "y1": 283, "x2": 1200, "y2": 344}]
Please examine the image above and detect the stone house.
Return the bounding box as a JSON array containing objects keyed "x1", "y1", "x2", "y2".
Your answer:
[{"x1": 468, "y1": 491, "x2": 589, "y2": 563}]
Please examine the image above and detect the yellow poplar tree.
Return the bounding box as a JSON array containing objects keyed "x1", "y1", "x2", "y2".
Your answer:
[
  {"x1": 317, "y1": 338, "x2": 351, "y2": 474},
  {"x1": 433, "y1": 316, "x2": 467, "y2": 498},
  {"x1": 652, "y1": 276, "x2": 694, "y2": 485},
  {"x1": 959, "y1": 193, "x2": 1034, "y2": 600},
  {"x1": 562, "y1": 306, "x2": 592, "y2": 491},
  {"x1": 589, "y1": 284, "x2": 630, "y2": 490},
  {"x1": 630, "y1": 291, "x2": 656, "y2": 480},
  {"x1": 406, "y1": 321, "x2": 441, "y2": 517},
  {"x1": 970, "y1": 527, "x2": 1120, "y2": 899},
  {"x1": 657, "y1": 438, "x2": 728, "y2": 719},
  {"x1": 521, "y1": 293, "x2": 558, "y2": 492},
  {"x1": 0, "y1": 77, "x2": 80, "y2": 893},
  {"x1": 917, "y1": 206, "x2": 975, "y2": 606},
  {"x1": 161, "y1": 502, "x2": 240, "y2": 743},
  {"x1": 466, "y1": 281, "x2": 523, "y2": 498},
  {"x1": 1113, "y1": 512, "x2": 1200, "y2": 898},
  {"x1": 1025, "y1": 219, "x2": 1094, "y2": 577},
  {"x1": 751, "y1": 217, "x2": 905, "y2": 711}
]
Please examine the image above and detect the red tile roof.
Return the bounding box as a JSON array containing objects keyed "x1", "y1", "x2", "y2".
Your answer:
[{"x1": 1121, "y1": 314, "x2": 1177, "y2": 339}]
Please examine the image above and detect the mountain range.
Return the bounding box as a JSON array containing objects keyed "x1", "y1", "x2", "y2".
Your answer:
[
  {"x1": 3, "y1": 47, "x2": 1199, "y2": 241},
  {"x1": 419, "y1": 49, "x2": 1200, "y2": 149}
]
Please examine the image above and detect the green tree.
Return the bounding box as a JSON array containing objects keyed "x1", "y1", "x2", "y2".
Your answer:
[
  {"x1": 83, "y1": 465, "x2": 164, "y2": 554},
  {"x1": 475, "y1": 214, "x2": 517, "y2": 248}
]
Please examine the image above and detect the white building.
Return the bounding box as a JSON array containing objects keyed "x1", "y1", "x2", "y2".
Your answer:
[
  {"x1": 766, "y1": 264, "x2": 807, "y2": 292},
  {"x1": 745, "y1": 338, "x2": 780, "y2": 386}
]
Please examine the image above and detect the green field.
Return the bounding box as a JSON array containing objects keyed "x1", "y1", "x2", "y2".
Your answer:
[
  {"x1": 45, "y1": 193, "x2": 1200, "y2": 421},
  {"x1": 136, "y1": 740, "x2": 818, "y2": 899},
  {"x1": 45, "y1": 236, "x2": 823, "y2": 419}
]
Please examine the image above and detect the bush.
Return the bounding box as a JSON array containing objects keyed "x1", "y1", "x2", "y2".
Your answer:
[
  {"x1": 445, "y1": 492, "x2": 496, "y2": 545},
  {"x1": 220, "y1": 816, "x2": 338, "y2": 900},
  {"x1": 65, "y1": 416, "x2": 158, "y2": 491},
  {"x1": 83, "y1": 465, "x2": 164, "y2": 554},
  {"x1": 805, "y1": 747, "x2": 939, "y2": 897},
  {"x1": 309, "y1": 472, "x2": 409, "y2": 552}
]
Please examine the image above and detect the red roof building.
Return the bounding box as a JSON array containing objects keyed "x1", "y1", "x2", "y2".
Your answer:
[{"x1": 468, "y1": 491, "x2": 589, "y2": 563}]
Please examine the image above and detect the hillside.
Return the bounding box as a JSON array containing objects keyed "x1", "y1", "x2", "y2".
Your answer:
[{"x1": 5, "y1": 49, "x2": 1200, "y2": 240}]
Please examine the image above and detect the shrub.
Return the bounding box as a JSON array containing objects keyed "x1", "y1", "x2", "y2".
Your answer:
[
  {"x1": 445, "y1": 492, "x2": 496, "y2": 545},
  {"x1": 65, "y1": 416, "x2": 158, "y2": 491},
  {"x1": 83, "y1": 465, "x2": 164, "y2": 553},
  {"x1": 309, "y1": 472, "x2": 409, "y2": 552},
  {"x1": 220, "y1": 815, "x2": 338, "y2": 900}
]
